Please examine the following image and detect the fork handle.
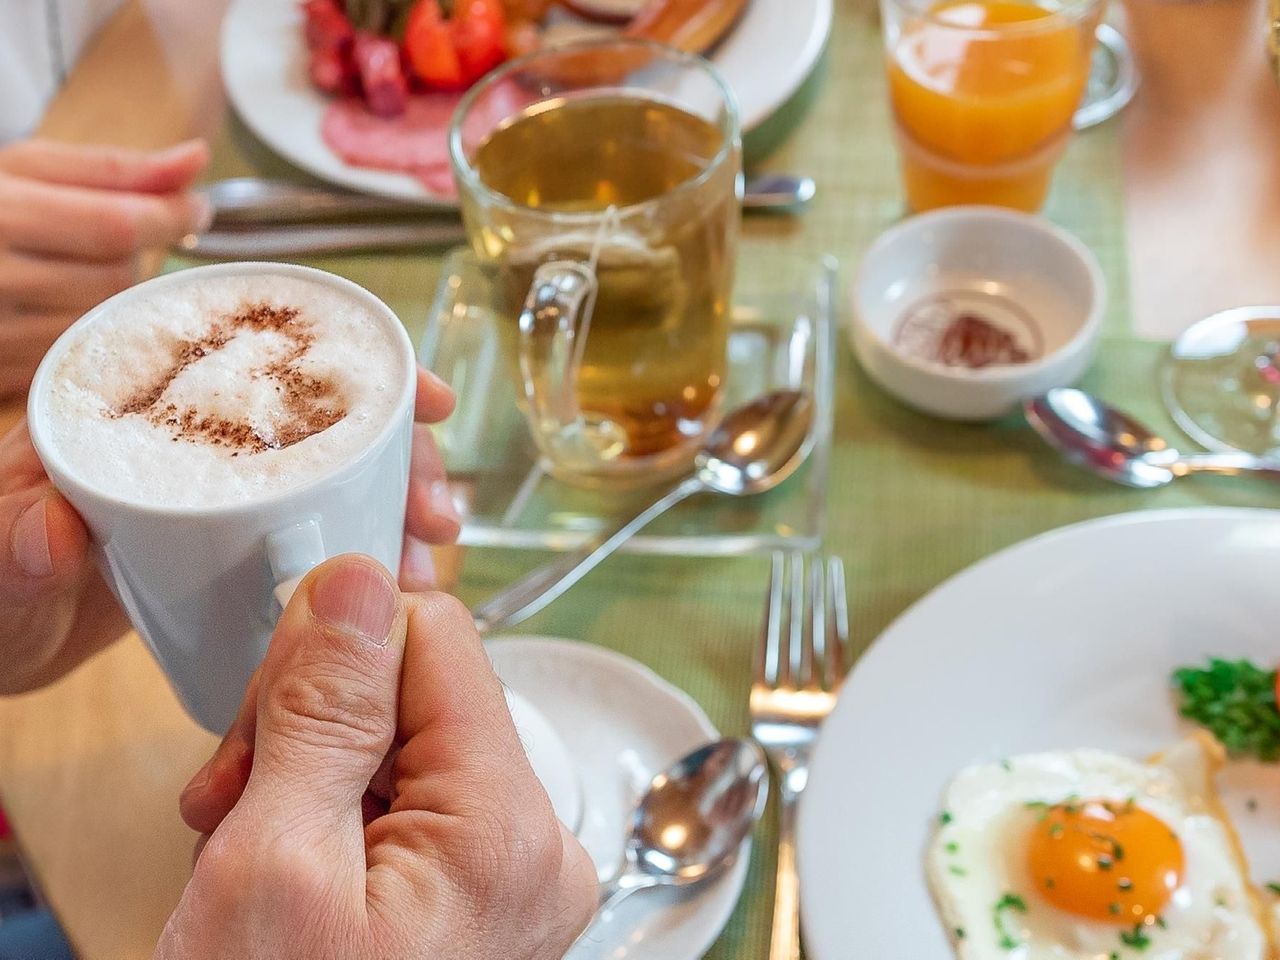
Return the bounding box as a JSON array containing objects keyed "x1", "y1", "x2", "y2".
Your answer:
[{"x1": 768, "y1": 779, "x2": 804, "y2": 960}]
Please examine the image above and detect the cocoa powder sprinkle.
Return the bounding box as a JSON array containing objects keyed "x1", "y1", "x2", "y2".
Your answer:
[{"x1": 109, "y1": 301, "x2": 347, "y2": 454}]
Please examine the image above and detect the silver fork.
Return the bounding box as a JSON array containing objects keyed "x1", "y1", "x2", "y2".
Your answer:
[{"x1": 750, "y1": 552, "x2": 850, "y2": 960}]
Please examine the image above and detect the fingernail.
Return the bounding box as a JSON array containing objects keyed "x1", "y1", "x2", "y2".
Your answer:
[
  {"x1": 401, "y1": 536, "x2": 437, "y2": 591},
  {"x1": 420, "y1": 367, "x2": 450, "y2": 393},
  {"x1": 310, "y1": 560, "x2": 398, "y2": 647},
  {"x1": 181, "y1": 761, "x2": 212, "y2": 800},
  {"x1": 11, "y1": 499, "x2": 53, "y2": 577},
  {"x1": 429, "y1": 481, "x2": 460, "y2": 526},
  {"x1": 193, "y1": 195, "x2": 215, "y2": 234},
  {"x1": 157, "y1": 138, "x2": 205, "y2": 162}
]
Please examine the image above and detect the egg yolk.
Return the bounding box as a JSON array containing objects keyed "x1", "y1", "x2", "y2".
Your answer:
[{"x1": 1024, "y1": 799, "x2": 1184, "y2": 923}]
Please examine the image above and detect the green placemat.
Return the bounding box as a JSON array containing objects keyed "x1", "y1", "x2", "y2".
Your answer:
[{"x1": 174, "y1": 4, "x2": 1280, "y2": 956}]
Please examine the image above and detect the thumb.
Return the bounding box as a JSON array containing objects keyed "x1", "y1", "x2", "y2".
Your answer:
[
  {"x1": 1, "y1": 488, "x2": 89, "y2": 602},
  {"x1": 239, "y1": 554, "x2": 406, "y2": 838},
  {"x1": 0, "y1": 487, "x2": 95, "y2": 695}
]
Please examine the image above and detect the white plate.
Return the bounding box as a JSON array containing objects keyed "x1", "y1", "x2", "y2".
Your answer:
[
  {"x1": 486, "y1": 637, "x2": 749, "y2": 960},
  {"x1": 797, "y1": 508, "x2": 1280, "y2": 960},
  {"x1": 219, "y1": 0, "x2": 831, "y2": 203}
]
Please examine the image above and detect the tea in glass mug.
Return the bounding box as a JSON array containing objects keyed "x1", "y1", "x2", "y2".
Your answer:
[{"x1": 450, "y1": 40, "x2": 742, "y2": 486}]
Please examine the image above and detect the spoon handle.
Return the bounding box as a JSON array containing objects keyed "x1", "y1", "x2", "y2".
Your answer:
[
  {"x1": 472, "y1": 475, "x2": 705, "y2": 634},
  {"x1": 1175, "y1": 453, "x2": 1280, "y2": 479},
  {"x1": 596, "y1": 868, "x2": 653, "y2": 916}
]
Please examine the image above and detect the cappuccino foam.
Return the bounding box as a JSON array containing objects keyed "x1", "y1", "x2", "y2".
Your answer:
[{"x1": 43, "y1": 272, "x2": 406, "y2": 509}]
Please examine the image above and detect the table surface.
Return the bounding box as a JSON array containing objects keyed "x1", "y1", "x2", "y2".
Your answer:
[{"x1": 3, "y1": 1, "x2": 1280, "y2": 958}]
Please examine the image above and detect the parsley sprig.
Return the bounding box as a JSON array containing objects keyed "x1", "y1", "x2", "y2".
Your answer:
[{"x1": 1173, "y1": 659, "x2": 1280, "y2": 761}]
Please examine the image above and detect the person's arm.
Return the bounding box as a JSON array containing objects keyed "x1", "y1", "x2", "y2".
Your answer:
[
  {"x1": 0, "y1": 369, "x2": 461, "y2": 694},
  {"x1": 167, "y1": 554, "x2": 595, "y2": 959}
]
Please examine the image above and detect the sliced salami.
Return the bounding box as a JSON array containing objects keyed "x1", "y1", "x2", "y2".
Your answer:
[{"x1": 321, "y1": 93, "x2": 460, "y2": 172}]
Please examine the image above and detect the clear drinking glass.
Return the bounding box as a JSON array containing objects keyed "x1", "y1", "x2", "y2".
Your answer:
[
  {"x1": 449, "y1": 39, "x2": 742, "y2": 489},
  {"x1": 1162, "y1": 306, "x2": 1280, "y2": 457},
  {"x1": 880, "y1": 0, "x2": 1105, "y2": 212}
]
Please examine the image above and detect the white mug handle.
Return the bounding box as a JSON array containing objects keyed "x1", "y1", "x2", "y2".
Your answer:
[{"x1": 267, "y1": 519, "x2": 327, "y2": 610}]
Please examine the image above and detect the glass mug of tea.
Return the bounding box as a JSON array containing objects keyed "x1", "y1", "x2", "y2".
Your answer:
[{"x1": 449, "y1": 39, "x2": 742, "y2": 487}]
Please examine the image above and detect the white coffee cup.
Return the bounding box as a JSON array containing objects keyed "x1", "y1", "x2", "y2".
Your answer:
[{"x1": 27, "y1": 263, "x2": 417, "y2": 734}]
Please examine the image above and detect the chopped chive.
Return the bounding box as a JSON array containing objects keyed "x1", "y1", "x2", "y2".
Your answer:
[
  {"x1": 993, "y1": 893, "x2": 1027, "y2": 951},
  {"x1": 1119, "y1": 922, "x2": 1151, "y2": 949}
]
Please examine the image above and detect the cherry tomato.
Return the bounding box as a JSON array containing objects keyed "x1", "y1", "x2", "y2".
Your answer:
[{"x1": 404, "y1": 0, "x2": 507, "y2": 92}]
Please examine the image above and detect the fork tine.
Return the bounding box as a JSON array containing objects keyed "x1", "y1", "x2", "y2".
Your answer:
[
  {"x1": 803, "y1": 555, "x2": 825, "y2": 690},
  {"x1": 784, "y1": 551, "x2": 804, "y2": 687},
  {"x1": 827, "y1": 555, "x2": 850, "y2": 687},
  {"x1": 757, "y1": 551, "x2": 785, "y2": 687}
]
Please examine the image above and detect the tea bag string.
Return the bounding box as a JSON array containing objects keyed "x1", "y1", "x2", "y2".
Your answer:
[{"x1": 569, "y1": 204, "x2": 620, "y2": 383}]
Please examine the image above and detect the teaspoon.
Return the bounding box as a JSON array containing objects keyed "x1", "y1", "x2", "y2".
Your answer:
[
  {"x1": 596, "y1": 738, "x2": 769, "y2": 917},
  {"x1": 472, "y1": 388, "x2": 815, "y2": 634},
  {"x1": 1024, "y1": 387, "x2": 1280, "y2": 488}
]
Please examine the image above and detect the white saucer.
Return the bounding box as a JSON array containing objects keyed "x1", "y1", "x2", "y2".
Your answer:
[{"x1": 486, "y1": 637, "x2": 749, "y2": 960}]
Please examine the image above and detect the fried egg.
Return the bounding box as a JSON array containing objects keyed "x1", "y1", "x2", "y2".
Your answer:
[{"x1": 927, "y1": 733, "x2": 1270, "y2": 959}]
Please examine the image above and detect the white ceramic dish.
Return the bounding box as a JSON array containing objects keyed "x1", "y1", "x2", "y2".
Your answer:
[
  {"x1": 796, "y1": 508, "x2": 1280, "y2": 960},
  {"x1": 504, "y1": 689, "x2": 583, "y2": 833},
  {"x1": 851, "y1": 206, "x2": 1105, "y2": 421},
  {"x1": 220, "y1": 0, "x2": 832, "y2": 204},
  {"x1": 486, "y1": 637, "x2": 749, "y2": 960}
]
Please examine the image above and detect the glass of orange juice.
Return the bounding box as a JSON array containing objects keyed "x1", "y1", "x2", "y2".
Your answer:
[{"x1": 881, "y1": 0, "x2": 1104, "y2": 212}]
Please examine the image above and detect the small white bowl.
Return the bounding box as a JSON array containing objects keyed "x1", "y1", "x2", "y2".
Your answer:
[{"x1": 851, "y1": 206, "x2": 1106, "y2": 421}]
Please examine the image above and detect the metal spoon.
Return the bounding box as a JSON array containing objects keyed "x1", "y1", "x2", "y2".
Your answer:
[
  {"x1": 596, "y1": 738, "x2": 769, "y2": 917},
  {"x1": 472, "y1": 388, "x2": 814, "y2": 634},
  {"x1": 1024, "y1": 387, "x2": 1280, "y2": 488}
]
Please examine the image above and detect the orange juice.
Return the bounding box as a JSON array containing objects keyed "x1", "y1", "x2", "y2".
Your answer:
[{"x1": 886, "y1": 0, "x2": 1099, "y2": 211}]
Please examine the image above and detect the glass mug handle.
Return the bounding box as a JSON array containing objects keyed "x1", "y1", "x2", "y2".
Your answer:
[{"x1": 517, "y1": 260, "x2": 627, "y2": 471}]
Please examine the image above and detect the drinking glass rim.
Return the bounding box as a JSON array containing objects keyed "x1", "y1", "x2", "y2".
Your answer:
[
  {"x1": 448, "y1": 37, "x2": 741, "y2": 223},
  {"x1": 882, "y1": 0, "x2": 1103, "y2": 34}
]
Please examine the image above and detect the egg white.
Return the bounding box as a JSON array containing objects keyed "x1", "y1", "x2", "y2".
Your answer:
[{"x1": 927, "y1": 740, "x2": 1268, "y2": 959}]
